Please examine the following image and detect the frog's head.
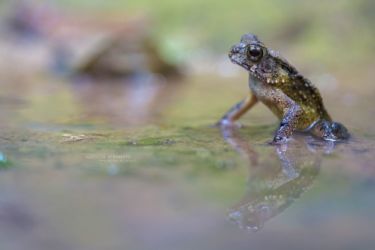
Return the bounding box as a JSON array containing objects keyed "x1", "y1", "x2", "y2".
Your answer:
[
  {"x1": 229, "y1": 33, "x2": 294, "y2": 84},
  {"x1": 229, "y1": 33, "x2": 267, "y2": 72}
]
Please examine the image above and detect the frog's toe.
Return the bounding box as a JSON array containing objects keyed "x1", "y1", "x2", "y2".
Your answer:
[
  {"x1": 212, "y1": 121, "x2": 222, "y2": 128},
  {"x1": 310, "y1": 120, "x2": 349, "y2": 141},
  {"x1": 216, "y1": 119, "x2": 243, "y2": 128},
  {"x1": 270, "y1": 135, "x2": 290, "y2": 145},
  {"x1": 330, "y1": 122, "x2": 350, "y2": 140},
  {"x1": 322, "y1": 122, "x2": 350, "y2": 141}
]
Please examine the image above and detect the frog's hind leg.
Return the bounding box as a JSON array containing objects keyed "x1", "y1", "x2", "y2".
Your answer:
[
  {"x1": 310, "y1": 120, "x2": 350, "y2": 141},
  {"x1": 217, "y1": 94, "x2": 258, "y2": 126}
]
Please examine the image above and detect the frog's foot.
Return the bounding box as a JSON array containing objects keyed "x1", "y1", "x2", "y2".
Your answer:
[
  {"x1": 215, "y1": 119, "x2": 243, "y2": 128},
  {"x1": 310, "y1": 120, "x2": 350, "y2": 142},
  {"x1": 270, "y1": 135, "x2": 290, "y2": 145}
]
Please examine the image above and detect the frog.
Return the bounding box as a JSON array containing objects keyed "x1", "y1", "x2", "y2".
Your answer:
[{"x1": 218, "y1": 33, "x2": 349, "y2": 144}]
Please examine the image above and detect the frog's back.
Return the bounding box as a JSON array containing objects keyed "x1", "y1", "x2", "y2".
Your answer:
[{"x1": 268, "y1": 51, "x2": 330, "y2": 125}]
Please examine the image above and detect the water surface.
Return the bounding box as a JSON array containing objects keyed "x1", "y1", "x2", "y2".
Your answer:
[{"x1": 0, "y1": 66, "x2": 375, "y2": 250}]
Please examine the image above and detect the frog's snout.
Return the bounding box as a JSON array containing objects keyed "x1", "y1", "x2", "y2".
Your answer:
[
  {"x1": 229, "y1": 45, "x2": 242, "y2": 58},
  {"x1": 228, "y1": 45, "x2": 241, "y2": 63},
  {"x1": 230, "y1": 45, "x2": 241, "y2": 54}
]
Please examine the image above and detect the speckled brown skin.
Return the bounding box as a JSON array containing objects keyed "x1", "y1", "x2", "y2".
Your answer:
[{"x1": 219, "y1": 33, "x2": 349, "y2": 144}]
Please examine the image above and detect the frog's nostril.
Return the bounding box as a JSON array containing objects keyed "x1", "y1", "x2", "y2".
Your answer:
[{"x1": 231, "y1": 46, "x2": 240, "y2": 54}]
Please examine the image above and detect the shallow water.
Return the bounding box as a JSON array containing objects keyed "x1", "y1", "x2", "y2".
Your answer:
[{"x1": 1, "y1": 66, "x2": 375, "y2": 250}]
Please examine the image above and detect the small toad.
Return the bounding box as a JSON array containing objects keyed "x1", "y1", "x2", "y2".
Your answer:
[{"x1": 218, "y1": 33, "x2": 349, "y2": 144}]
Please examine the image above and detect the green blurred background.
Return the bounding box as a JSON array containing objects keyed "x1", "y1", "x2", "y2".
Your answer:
[
  {"x1": 2, "y1": 0, "x2": 374, "y2": 66},
  {"x1": 54, "y1": 0, "x2": 375, "y2": 67}
]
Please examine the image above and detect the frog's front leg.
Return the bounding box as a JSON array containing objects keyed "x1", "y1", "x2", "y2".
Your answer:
[
  {"x1": 273, "y1": 104, "x2": 303, "y2": 144},
  {"x1": 217, "y1": 94, "x2": 258, "y2": 126}
]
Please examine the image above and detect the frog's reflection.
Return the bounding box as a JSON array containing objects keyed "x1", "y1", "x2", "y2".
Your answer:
[{"x1": 221, "y1": 126, "x2": 336, "y2": 232}]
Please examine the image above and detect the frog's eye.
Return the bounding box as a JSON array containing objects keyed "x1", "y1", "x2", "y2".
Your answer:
[{"x1": 247, "y1": 45, "x2": 263, "y2": 62}]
